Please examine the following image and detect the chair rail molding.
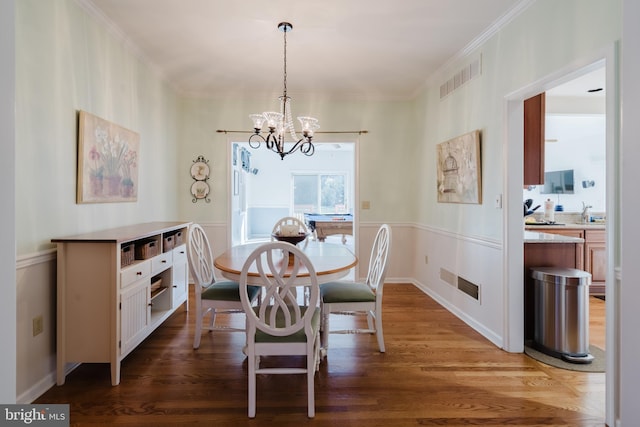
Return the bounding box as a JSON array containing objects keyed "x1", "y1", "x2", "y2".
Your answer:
[{"x1": 16, "y1": 249, "x2": 56, "y2": 270}]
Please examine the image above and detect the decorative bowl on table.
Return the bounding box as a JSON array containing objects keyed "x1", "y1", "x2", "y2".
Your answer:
[{"x1": 272, "y1": 232, "x2": 308, "y2": 246}]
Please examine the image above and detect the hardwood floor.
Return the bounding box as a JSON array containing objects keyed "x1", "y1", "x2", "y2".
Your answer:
[
  {"x1": 36, "y1": 284, "x2": 606, "y2": 426},
  {"x1": 590, "y1": 296, "x2": 606, "y2": 351}
]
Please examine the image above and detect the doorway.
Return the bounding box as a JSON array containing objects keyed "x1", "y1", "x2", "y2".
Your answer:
[
  {"x1": 506, "y1": 53, "x2": 617, "y2": 426},
  {"x1": 229, "y1": 141, "x2": 357, "y2": 251}
]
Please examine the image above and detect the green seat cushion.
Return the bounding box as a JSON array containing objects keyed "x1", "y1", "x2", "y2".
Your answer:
[
  {"x1": 202, "y1": 281, "x2": 261, "y2": 302},
  {"x1": 252, "y1": 306, "x2": 321, "y2": 343},
  {"x1": 320, "y1": 281, "x2": 375, "y2": 303}
]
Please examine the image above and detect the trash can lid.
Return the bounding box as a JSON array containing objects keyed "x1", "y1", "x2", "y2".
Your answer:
[{"x1": 531, "y1": 267, "x2": 591, "y2": 285}]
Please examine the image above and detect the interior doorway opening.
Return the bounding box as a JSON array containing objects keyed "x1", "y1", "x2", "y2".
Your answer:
[
  {"x1": 229, "y1": 141, "x2": 357, "y2": 251},
  {"x1": 507, "y1": 53, "x2": 616, "y2": 426}
]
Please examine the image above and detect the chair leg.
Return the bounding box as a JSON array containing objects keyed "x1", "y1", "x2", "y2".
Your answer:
[
  {"x1": 366, "y1": 310, "x2": 375, "y2": 331},
  {"x1": 374, "y1": 312, "x2": 385, "y2": 353},
  {"x1": 208, "y1": 308, "x2": 217, "y2": 330},
  {"x1": 193, "y1": 313, "x2": 203, "y2": 349},
  {"x1": 307, "y1": 351, "x2": 315, "y2": 418},
  {"x1": 314, "y1": 334, "x2": 321, "y2": 371},
  {"x1": 321, "y1": 305, "x2": 330, "y2": 355},
  {"x1": 248, "y1": 352, "x2": 256, "y2": 418}
]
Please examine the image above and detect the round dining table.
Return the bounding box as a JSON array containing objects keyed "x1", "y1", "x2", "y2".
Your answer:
[{"x1": 214, "y1": 241, "x2": 357, "y2": 284}]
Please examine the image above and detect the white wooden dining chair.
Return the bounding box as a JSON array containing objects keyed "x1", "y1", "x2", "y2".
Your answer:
[
  {"x1": 187, "y1": 223, "x2": 261, "y2": 349},
  {"x1": 320, "y1": 224, "x2": 392, "y2": 353},
  {"x1": 239, "y1": 241, "x2": 322, "y2": 418},
  {"x1": 271, "y1": 216, "x2": 310, "y2": 244}
]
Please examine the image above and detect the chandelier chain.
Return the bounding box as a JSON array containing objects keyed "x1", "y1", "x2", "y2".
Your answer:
[{"x1": 282, "y1": 26, "x2": 288, "y2": 99}]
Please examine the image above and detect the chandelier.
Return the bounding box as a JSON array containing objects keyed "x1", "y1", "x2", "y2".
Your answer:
[{"x1": 248, "y1": 22, "x2": 319, "y2": 160}]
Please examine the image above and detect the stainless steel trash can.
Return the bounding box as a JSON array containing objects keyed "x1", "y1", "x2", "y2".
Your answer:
[{"x1": 531, "y1": 267, "x2": 594, "y2": 363}]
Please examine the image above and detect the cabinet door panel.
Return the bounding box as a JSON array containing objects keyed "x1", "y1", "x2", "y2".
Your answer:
[
  {"x1": 524, "y1": 92, "x2": 545, "y2": 185},
  {"x1": 172, "y1": 245, "x2": 188, "y2": 308},
  {"x1": 586, "y1": 242, "x2": 607, "y2": 283},
  {"x1": 120, "y1": 280, "x2": 150, "y2": 355},
  {"x1": 585, "y1": 229, "x2": 606, "y2": 242},
  {"x1": 173, "y1": 244, "x2": 187, "y2": 264},
  {"x1": 532, "y1": 229, "x2": 584, "y2": 269}
]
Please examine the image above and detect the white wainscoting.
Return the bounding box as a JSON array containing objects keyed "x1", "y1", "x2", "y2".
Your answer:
[
  {"x1": 411, "y1": 225, "x2": 505, "y2": 348},
  {"x1": 16, "y1": 221, "x2": 506, "y2": 402},
  {"x1": 16, "y1": 250, "x2": 57, "y2": 404}
]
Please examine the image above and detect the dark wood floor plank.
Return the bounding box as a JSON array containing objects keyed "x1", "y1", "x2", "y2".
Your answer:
[{"x1": 36, "y1": 284, "x2": 605, "y2": 426}]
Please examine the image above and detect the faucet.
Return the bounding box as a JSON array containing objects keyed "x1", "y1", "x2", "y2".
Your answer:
[{"x1": 581, "y1": 202, "x2": 592, "y2": 224}]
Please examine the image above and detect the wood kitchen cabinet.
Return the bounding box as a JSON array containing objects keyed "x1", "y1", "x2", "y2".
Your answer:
[
  {"x1": 525, "y1": 226, "x2": 606, "y2": 295},
  {"x1": 531, "y1": 228, "x2": 584, "y2": 270},
  {"x1": 524, "y1": 92, "x2": 545, "y2": 186},
  {"x1": 585, "y1": 229, "x2": 606, "y2": 295},
  {"x1": 52, "y1": 221, "x2": 191, "y2": 386}
]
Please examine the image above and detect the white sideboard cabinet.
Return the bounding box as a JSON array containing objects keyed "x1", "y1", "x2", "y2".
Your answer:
[{"x1": 52, "y1": 221, "x2": 191, "y2": 386}]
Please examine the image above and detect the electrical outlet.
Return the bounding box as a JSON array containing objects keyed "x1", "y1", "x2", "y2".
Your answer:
[
  {"x1": 361, "y1": 200, "x2": 371, "y2": 210},
  {"x1": 32, "y1": 315, "x2": 43, "y2": 337}
]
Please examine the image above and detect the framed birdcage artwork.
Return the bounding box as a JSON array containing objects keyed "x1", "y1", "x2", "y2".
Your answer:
[
  {"x1": 77, "y1": 111, "x2": 140, "y2": 204},
  {"x1": 436, "y1": 130, "x2": 481, "y2": 204}
]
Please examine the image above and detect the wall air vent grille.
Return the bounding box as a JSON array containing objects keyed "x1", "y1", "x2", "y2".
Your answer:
[
  {"x1": 439, "y1": 55, "x2": 482, "y2": 99},
  {"x1": 439, "y1": 268, "x2": 457, "y2": 286},
  {"x1": 457, "y1": 276, "x2": 480, "y2": 300},
  {"x1": 439, "y1": 269, "x2": 480, "y2": 302}
]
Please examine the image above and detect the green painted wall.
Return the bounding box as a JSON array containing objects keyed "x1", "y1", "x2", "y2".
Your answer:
[
  {"x1": 414, "y1": 0, "x2": 621, "y2": 240},
  {"x1": 15, "y1": 0, "x2": 180, "y2": 255}
]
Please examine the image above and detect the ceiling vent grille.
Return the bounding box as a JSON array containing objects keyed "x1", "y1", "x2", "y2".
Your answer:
[{"x1": 439, "y1": 55, "x2": 482, "y2": 99}]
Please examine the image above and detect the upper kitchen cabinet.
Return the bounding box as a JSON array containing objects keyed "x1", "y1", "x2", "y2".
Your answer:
[{"x1": 523, "y1": 92, "x2": 545, "y2": 186}]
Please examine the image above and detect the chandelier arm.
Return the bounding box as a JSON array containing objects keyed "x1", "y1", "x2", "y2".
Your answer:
[
  {"x1": 248, "y1": 133, "x2": 266, "y2": 149},
  {"x1": 268, "y1": 134, "x2": 287, "y2": 160},
  {"x1": 264, "y1": 133, "x2": 279, "y2": 152},
  {"x1": 218, "y1": 129, "x2": 368, "y2": 135},
  {"x1": 277, "y1": 137, "x2": 313, "y2": 158},
  {"x1": 299, "y1": 140, "x2": 315, "y2": 156},
  {"x1": 287, "y1": 140, "x2": 303, "y2": 156}
]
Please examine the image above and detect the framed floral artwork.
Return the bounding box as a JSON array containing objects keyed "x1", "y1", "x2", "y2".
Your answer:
[{"x1": 77, "y1": 111, "x2": 140, "y2": 203}]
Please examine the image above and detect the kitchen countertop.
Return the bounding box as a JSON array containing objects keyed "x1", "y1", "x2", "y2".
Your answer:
[
  {"x1": 524, "y1": 230, "x2": 585, "y2": 243},
  {"x1": 524, "y1": 222, "x2": 605, "y2": 230}
]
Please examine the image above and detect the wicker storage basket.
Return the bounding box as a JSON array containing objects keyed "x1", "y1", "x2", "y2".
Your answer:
[
  {"x1": 135, "y1": 239, "x2": 158, "y2": 260},
  {"x1": 174, "y1": 231, "x2": 184, "y2": 246},
  {"x1": 163, "y1": 234, "x2": 175, "y2": 252},
  {"x1": 121, "y1": 243, "x2": 135, "y2": 267}
]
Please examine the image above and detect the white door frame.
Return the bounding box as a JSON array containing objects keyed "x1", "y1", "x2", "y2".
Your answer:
[
  {"x1": 503, "y1": 45, "x2": 618, "y2": 426},
  {"x1": 227, "y1": 138, "x2": 361, "y2": 278}
]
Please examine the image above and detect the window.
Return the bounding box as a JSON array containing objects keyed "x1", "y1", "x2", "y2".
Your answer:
[{"x1": 293, "y1": 173, "x2": 347, "y2": 214}]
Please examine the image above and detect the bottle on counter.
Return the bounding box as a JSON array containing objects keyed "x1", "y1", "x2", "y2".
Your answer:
[
  {"x1": 544, "y1": 198, "x2": 555, "y2": 222},
  {"x1": 581, "y1": 202, "x2": 592, "y2": 224}
]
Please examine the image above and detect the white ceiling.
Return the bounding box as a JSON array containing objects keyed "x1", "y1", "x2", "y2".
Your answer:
[
  {"x1": 82, "y1": 0, "x2": 526, "y2": 100},
  {"x1": 546, "y1": 67, "x2": 606, "y2": 98}
]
